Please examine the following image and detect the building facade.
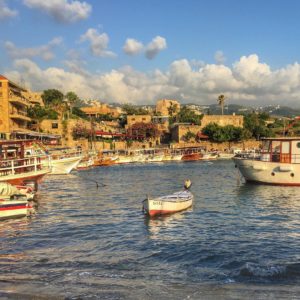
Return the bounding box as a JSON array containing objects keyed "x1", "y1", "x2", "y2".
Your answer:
[
  {"x1": 81, "y1": 104, "x2": 122, "y2": 118},
  {"x1": 156, "y1": 99, "x2": 181, "y2": 116},
  {"x1": 0, "y1": 75, "x2": 31, "y2": 138},
  {"x1": 200, "y1": 115, "x2": 244, "y2": 129}
]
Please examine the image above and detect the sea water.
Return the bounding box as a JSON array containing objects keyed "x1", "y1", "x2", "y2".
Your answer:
[{"x1": 0, "y1": 160, "x2": 300, "y2": 299}]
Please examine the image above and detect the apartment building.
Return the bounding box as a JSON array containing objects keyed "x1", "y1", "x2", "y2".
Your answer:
[{"x1": 0, "y1": 75, "x2": 31, "y2": 138}]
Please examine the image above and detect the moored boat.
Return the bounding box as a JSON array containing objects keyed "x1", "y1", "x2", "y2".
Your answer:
[
  {"x1": 0, "y1": 199, "x2": 32, "y2": 220},
  {"x1": 233, "y1": 137, "x2": 300, "y2": 185},
  {"x1": 142, "y1": 180, "x2": 193, "y2": 217}
]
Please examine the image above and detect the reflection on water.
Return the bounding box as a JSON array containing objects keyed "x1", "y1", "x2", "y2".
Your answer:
[{"x1": 0, "y1": 160, "x2": 300, "y2": 299}]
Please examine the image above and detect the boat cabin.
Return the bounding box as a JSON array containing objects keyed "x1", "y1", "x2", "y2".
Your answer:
[{"x1": 261, "y1": 137, "x2": 300, "y2": 164}]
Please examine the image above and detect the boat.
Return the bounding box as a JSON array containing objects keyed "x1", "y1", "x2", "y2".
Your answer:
[
  {"x1": 0, "y1": 140, "x2": 49, "y2": 189},
  {"x1": 142, "y1": 180, "x2": 193, "y2": 217},
  {"x1": 181, "y1": 152, "x2": 202, "y2": 161},
  {"x1": 0, "y1": 182, "x2": 36, "y2": 220},
  {"x1": 200, "y1": 152, "x2": 218, "y2": 160},
  {"x1": 233, "y1": 137, "x2": 300, "y2": 185},
  {"x1": 25, "y1": 144, "x2": 83, "y2": 175}
]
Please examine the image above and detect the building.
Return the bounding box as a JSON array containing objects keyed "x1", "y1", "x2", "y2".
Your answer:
[
  {"x1": 0, "y1": 75, "x2": 32, "y2": 138},
  {"x1": 200, "y1": 115, "x2": 244, "y2": 129},
  {"x1": 171, "y1": 124, "x2": 202, "y2": 143},
  {"x1": 156, "y1": 99, "x2": 181, "y2": 116},
  {"x1": 81, "y1": 103, "x2": 122, "y2": 118},
  {"x1": 126, "y1": 115, "x2": 152, "y2": 128},
  {"x1": 22, "y1": 91, "x2": 44, "y2": 106}
]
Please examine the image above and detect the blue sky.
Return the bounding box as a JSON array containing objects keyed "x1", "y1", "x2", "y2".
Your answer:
[{"x1": 1, "y1": 0, "x2": 300, "y2": 107}]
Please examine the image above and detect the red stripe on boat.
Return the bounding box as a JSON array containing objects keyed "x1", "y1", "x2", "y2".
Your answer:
[{"x1": 0, "y1": 205, "x2": 27, "y2": 211}]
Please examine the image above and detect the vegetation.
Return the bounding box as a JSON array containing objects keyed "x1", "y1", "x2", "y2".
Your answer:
[
  {"x1": 182, "y1": 131, "x2": 196, "y2": 142},
  {"x1": 27, "y1": 105, "x2": 58, "y2": 131},
  {"x1": 127, "y1": 122, "x2": 160, "y2": 140},
  {"x1": 202, "y1": 123, "x2": 247, "y2": 142},
  {"x1": 170, "y1": 106, "x2": 203, "y2": 125},
  {"x1": 243, "y1": 112, "x2": 273, "y2": 139},
  {"x1": 217, "y1": 94, "x2": 225, "y2": 115},
  {"x1": 122, "y1": 104, "x2": 148, "y2": 115},
  {"x1": 41, "y1": 89, "x2": 64, "y2": 106},
  {"x1": 72, "y1": 124, "x2": 90, "y2": 140}
]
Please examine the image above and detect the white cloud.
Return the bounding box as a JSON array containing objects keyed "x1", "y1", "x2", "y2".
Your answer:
[
  {"x1": 4, "y1": 37, "x2": 63, "y2": 61},
  {"x1": 123, "y1": 38, "x2": 144, "y2": 56},
  {"x1": 145, "y1": 36, "x2": 167, "y2": 59},
  {"x1": 214, "y1": 50, "x2": 226, "y2": 65},
  {"x1": 0, "y1": 0, "x2": 18, "y2": 20},
  {"x1": 23, "y1": 0, "x2": 91, "y2": 23},
  {"x1": 80, "y1": 28, "x2": 116, "y2": 58},
  {"x1": 6, "y1": 54, "x2": 300, "y2": 107}
]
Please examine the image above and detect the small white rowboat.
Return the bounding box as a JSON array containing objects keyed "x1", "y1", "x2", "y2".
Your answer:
[{"x1": 143, "y1": 190, "x2": 193, "y2": 217}]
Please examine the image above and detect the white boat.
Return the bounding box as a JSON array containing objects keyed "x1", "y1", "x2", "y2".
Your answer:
[
  {"x1": 0, "y1": 182, "x2": 35, "y2": 220},
  {"x1": 25, "y1": 145, "x2": 83, "y2": 175},
  {"x1": 233, "y1": 137, "x2": 300, "y2": 185},
  {"x1": 143, "y1": 181, "x2": 193, "y2": 217},
  {"x1": 200, "y1": 152, "x2": 218, "y2": 160}
]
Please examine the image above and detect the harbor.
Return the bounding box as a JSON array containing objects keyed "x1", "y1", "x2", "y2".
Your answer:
[{"x1": 1, "y1": 160, "x2": 300, "y2": 299}]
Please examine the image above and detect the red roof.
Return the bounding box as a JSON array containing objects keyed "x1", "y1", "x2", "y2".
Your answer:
[{"x1": 0, "y1": 75, "x2": 8, "y2": 80}]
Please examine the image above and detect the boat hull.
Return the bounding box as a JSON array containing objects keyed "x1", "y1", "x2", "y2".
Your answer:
[
  {"x1": 0, "y1": 200, "x2": 29, "y2": 220},
  {"x1": 44, "y1": 156, "x2": 82, "y2": 174},
  {"x1": 233, "y1": 157, "x2": 300, "y2": 186},
  {"x1": 143, "y1": 191, "x2": 193, "y2": 217}
]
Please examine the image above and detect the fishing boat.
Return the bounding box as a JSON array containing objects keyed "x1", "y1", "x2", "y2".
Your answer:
[
  {"x1": 0, "y1": 182, "x2": 36, "y2": 220},
  {"x1": 233, "y1": 137, "x2": 300, "y2": 185},
  {"x1": 142, "y1": 180, "x2": 193, "y2": 217},
  {"x1": 0, "y1": 140, "x2": 49, "y2": 189}
]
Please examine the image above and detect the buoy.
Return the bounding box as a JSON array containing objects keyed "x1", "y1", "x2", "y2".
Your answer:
[{"x1": 184, "y1": 179, "x2": 192, "y2": 190}]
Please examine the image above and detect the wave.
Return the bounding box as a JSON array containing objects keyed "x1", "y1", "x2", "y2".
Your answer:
[{"x1": 239, "y1": 262, "x2": 300, "y2": 280}]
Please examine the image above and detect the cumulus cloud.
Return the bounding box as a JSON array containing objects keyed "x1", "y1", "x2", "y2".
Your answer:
[
  {"x1": 6, "y1": 54, "x2": 300, "y2": 107},
  {"x1": 23, "y1": 0, "x2": 91, "y2": 23},
  {"x1": 0, "y1": 0, "x2": 18, "y2": 20},
  {"x1": 123, "y1": 38, "x2": 144, "y2": 56},
  {"x1": 145, "y1": 36, "x2": 167, "y2": 59},
  {"x1": 214, "y1": 50, "x2": 226, "y2": 65},
  {"x1": 4, "y1": 37, "x2": 63, "y2": 61},
  {"x1": 80, "y1": 28, "x2": 116, "y2": 58}
]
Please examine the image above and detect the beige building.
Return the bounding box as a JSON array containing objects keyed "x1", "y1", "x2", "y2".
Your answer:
[
  {"x1": 200, "y1": 115, "x2": 244, "y2": 129},
  {"x1": 81, "y1": 103, "x2": 122, "y2": 118},
  {"x1": 22, "y1": 91, "x2": 44, "y2": 106},
  {"x1": 171, "y1": 124, "x2": 202, "y2": 143},
  {"x1": 126, "y1": 115, "x2": 152, "y2": 128},
  {"x1": 156, "y1": 99, "x2": 180, "y2": 116},
  {"x1": 0, "y1": 75, "x2": 32, "y2": 138}
]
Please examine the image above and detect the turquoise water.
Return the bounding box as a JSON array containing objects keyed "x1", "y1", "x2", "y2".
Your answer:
[{"x1": 0, "y1": 160, "x2": 300, "y2": 299}]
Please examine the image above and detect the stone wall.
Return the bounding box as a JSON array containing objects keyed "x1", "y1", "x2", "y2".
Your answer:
[{"x1": 201, "y1": 115, "x2": 244, "y2": 128}]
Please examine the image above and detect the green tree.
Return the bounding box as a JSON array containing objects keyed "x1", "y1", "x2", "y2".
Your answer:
[
  {"x1": 171, "y1": 106, "x2": 203, "y2": 125},
  {"x1": 217, "y1": 94, "x2": 225, "y2": 115},
  {"x1": 42, "y1": 89, "x2": 64, "y2": 106},
  {"x1": 122, "y1": 104, "x2": 148, "y2": 115},
  {"x1": 27, "y1": 105, "x2": 58, "y2": 131},
  {"x1": 243, "y1": 112, "x2": 273, "y2": 139}
]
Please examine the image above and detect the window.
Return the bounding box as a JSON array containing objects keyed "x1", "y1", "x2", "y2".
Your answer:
[
  {"x1": 297, "y1": 142, "x2": 300, "y2": 148},
  {"x1": 142, "y1": 118, "x2": 146, "y2": 121},
  {"x1": 52, "y1": 122, "x2": 58, "y2": 129}
]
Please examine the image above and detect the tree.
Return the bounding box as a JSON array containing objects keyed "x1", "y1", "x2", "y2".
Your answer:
[
  {"x1": 65, "y1": 91, "x2": 81, "y2": 114},
  {"x1": 122, "y1": 104, "x2": 148, "y2": 115},
  {"x1": 42, "y1": 89, "x2": 64, "y2": 107},
  {"x1": 217, "y1": 94, "x2": 225, "y2": 115},
  {"x1": 183, "y1": 131, "x2": 196, "y2": 142},
  {"x1": 170, "y1": 106, "x2": 203, "y2": 125},
  {"x1": 167, "y1": 103, "x2": 178, "y2": 117},
  {"x1": 243, "y1": 112, "x2": 273, "y2": 139},
  {"x1": 27, "y1": 105, "x2": 58, "y2": 131},
  {"x1": 127, "y1": 122, "x2": 161, "y2": 140}
]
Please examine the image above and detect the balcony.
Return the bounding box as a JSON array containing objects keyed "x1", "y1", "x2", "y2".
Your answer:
[
  {"x1": 10, "y1": 110, "x2": 31, "y2": 122},
  {"x1": 9, "y1": 96, "x2": 30, "y2": 107}
]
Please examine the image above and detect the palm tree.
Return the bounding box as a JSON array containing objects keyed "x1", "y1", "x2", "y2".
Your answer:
[{"x1": 218, "y1": 94, "x2": 225, "y2": 115}]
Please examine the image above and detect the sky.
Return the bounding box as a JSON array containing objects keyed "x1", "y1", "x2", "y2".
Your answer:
[{"x1": 1, "y1": 0, "x2": 300, "y2": 107}]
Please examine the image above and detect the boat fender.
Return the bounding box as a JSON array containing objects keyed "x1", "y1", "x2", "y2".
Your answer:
[{"x1": 184, "y1": 179, "x2": 192, "y2": 190}]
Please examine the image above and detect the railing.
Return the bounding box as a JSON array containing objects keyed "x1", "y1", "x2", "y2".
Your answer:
[
  {"x1": 0, "y1": 157, "x2": 43, "y2": 177},
  {"x1": 237, "y1": 152, "x2": 300, "y2": 164}
]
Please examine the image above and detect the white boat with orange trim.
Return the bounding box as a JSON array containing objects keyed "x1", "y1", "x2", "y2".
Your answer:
[
  {"x1": 142, "y1": 180, "x2": 193, "y2": 217},
  {"x1": 0, "y1": 140, "x2": 49, "y2": 189},
  {"x1": 233, "y1": 137, "x2": 300, "y2": 185}
]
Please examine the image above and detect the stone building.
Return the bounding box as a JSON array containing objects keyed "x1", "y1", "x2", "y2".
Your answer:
[
  {"x1": 171, "y1": 124, "x2": 202, "y2": 143},
  {"x1": 0, "y1": 75, "x2": 32, "y2": 138},
  {"x1": 200, "y1": 115, "x2": 244, "y2": 129},
  {"x1": 126, "y1": 115, "x2": 152, "y2": 129},
  {"x1": 81, "y1": 103, "x2": 122, "y2": 118},
  {"x1": 156, "y1": 99, "x2": 180, "y2": 116}
]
